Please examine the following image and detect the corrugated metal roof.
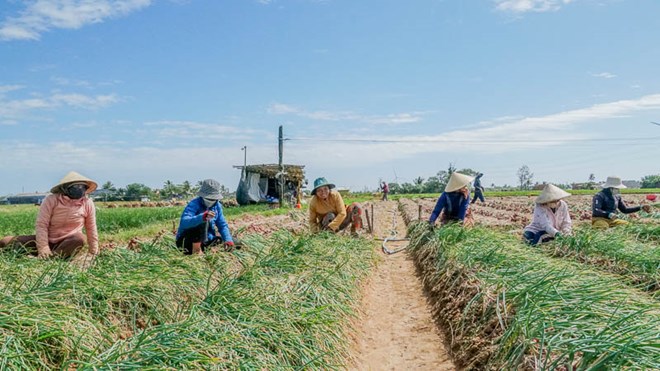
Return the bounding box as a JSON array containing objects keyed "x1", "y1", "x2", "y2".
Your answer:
[{"x1": 8, "y1": 192, "x2": 50, "y2": 197}]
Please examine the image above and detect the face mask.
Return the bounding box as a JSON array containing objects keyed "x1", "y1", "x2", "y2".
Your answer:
[
  {"x1": 203, "y1": 198, "x2": 217, "y2": 208},
  {"x1": 65, "y1": 184, "x2": 87, "y2": 199},
  {"x1": 611, "y1": 188, "x2": 620, "y2": 196}
]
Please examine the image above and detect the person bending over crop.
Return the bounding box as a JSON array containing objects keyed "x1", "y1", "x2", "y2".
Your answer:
[
  {"x1": 523, "y1": 184, "x2": 572, "y2": 245},
  {"x1": 592, "y1": 176, "x2": 651, "y2": 229},
  {"x1": 471, "y1": 172, "x2": 485, "y2": 204},
  {"x1": 309, "y1": 177, "x2": 363, "y2": 235},
  {"x1": 429, "y1": 172, "x2": 474, "y2": 227},
  {"x1": 0, "y1": 171, "x2": 99, "y2": 258},
  {"x1": 176, "y1": 179, "x2": 234, "y2": 254}
]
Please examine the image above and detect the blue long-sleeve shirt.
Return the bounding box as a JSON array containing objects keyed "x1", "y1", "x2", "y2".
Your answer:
[
  {"x1": 429, "y1": 191, "x2": 470, "y2": 224},
  {"x1": 176, "y1": 197, "x2": 233, "y2": 243},
  {"x1": 474, "y1": 175, "x2": 484, "y2": 193}
]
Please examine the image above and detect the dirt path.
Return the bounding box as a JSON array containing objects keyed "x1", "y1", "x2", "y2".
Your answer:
[{"x1": 350, "y1": 200, "x2": 454, "y2": 370}]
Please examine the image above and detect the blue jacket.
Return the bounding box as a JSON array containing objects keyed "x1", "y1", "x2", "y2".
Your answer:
[
  {"x1": 429, "y1": 191, "x2": 470, "y2": 224},
  {"x1": 474, "y1": 175, "x2": 484, "y2": 193},
  {"x1": 176, "y1": 197, "x2": 233, "y2": 243}
]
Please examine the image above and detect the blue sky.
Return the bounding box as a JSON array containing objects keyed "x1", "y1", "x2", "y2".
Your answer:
[{"x1": 1, "y1": 0, "x2": 659, "y2": 195}]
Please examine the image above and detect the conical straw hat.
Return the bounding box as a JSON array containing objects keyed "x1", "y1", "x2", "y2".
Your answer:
[
  {"x1": 445, "y1": 172, "x2": 475, "y2": 192},
  {"x1": 535, "y1": 184, "x2": 571, "y2": 204},
  {"x1": 50, "y1": 171, "x2": 98, "y2": 194},
  {"x1": 602, "y1": 176, "x2": 627, "y2": 189}
]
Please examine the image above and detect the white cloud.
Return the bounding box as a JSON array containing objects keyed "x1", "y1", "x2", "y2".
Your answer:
[
  {"x1": 51, "y1": 76, "x2": 91, "y2": 87},
  {"x1": 283, "y1": 94, "x2": 660, "y2": 168},
  {"x1": 494, "y1": 0, "x2": 574, "y2": 13},
  {"x1": 0, "y1": 140, "x2": 262, "y2": 193},
  {"x1": 52, "y1": 93, "x2": 118, "y2": 108},
  {"x1": 0, "y1": 0, "x2": 153, "y2": 41},
  {"x1": 0, "y1": 91, "x2": 118, "y2": 119},
  {"x1": 591, "y1": 72, "x2": 617, "y2": 79},
  {"x1": 2, "y1": 95, "x2": 659, "y2": 194},
  {"x1": 0, "y1": 85, "x2": 24, "y2": 95},
  {"x1": 144, "y1": 120, "x2": 268, "y2": 141},
  {"x1": 267, "y1": 102, "x2": 424, "y2": 125},
  {"x1": 267, "y1": 103, "x2": 299, "y2": 115}
]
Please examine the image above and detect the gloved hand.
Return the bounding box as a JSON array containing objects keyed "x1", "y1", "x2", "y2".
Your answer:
[
  {"x1": 641, "y1": 205, "x2": 652, "y2": 213},
  {"x1": 322, "y1": 224, "x2": 337, "y2": 233},
  {"x1": 554, "y1": 232, "x2": 562, "y2": 239},
  {"x1": 202, "y1": 210, "x2": 216, "y2": 221},
  {"x1": 608, "y1": 212, "x2": 618, "y2": 220},
  {"x1": 37, "y1": 250, "x2": 53, "y2": 259},
  {"x1": 224, "y1": 241, "x2": 235, "y2": 252}
]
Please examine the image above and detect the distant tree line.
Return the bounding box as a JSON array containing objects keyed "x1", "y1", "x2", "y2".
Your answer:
[
  {"x1": 387, "y1": 164, "x2": 480, "y2": 194},
  {"x1": 94, "y1": 180, "x2": 232, "y2": 202},
  {"x1": 641, "y1": 174, "x2": 660, "y2": 189},
  {"x1": 385, "y1": 164, "x2": 660, "y2": 195}
]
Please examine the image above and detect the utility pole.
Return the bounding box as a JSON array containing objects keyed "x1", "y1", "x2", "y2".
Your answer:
[
  {"x1": 241, "y1": 146, "x2": 247, "y2": 173},
  {"x1": 278, "y1": 125, "x2": 284, "y2": 208}
]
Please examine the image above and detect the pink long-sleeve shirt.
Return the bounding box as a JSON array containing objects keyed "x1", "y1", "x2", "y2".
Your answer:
[
  {"x1": 523, "y1": 199, "x2": 572, "y2": 237},
  {"x1": 36, "y1": 194, "x2": 99, "y2": 255}
]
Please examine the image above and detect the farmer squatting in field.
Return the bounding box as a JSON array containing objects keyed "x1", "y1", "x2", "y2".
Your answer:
[
  {"x1": 175, "y1": 179, "x2": 235, "y2": 254},
  {"x1": 428, "y1": 172, "x2": 474, "y2": 227},
  {"x1": 522, "y1": 184, "x2": 572, "y2": 245},
  {"x1": 308, "y1": 177, "x2": 363, "y2": 235},
  {"x1": 592, "y1": 176, "x2": 652, "y2": 229},
  {"x1": 0, "y1": 171, "x2": 99, "y2": 258}
]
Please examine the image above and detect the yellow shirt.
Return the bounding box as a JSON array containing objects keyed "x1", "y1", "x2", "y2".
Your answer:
[{"x1": 309, "y1": 190, "x2": 346, "y2": 232}]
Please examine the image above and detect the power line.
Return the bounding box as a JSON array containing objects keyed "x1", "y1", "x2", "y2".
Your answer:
[{"x1": 285, "y1": 136, "x2": 660, "y2": 144}]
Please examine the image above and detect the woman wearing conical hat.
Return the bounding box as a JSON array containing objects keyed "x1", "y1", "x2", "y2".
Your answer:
[
  {"x1": 0, "y1": 171, "x2": 100, "y2": 258},
  {"x1": 592, "y1": 176, "x2": 652, "y2": 229},
  {"x1": 523, "y1": 184, "x2": 572, "y2": 245},
  {"x1": 429, "y1": 172, "x2": 474, "y2": 226}
]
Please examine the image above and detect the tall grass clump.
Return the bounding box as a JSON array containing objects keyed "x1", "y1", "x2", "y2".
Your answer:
[
  {"x1": 0, "y1": 204, "x2": 298, "y2": 243},
  {"x1": 620, "y1": 222, "x2": 660, "y2": 243},
  {"x1": 407, "y1": 222, "x2": 660, "y2": 370},
  {"x1": 0, "y1": 230, "x2": 376, "y2": 369},
  {"x1": 0, "y1": 206, "x2": 38, "y2": 236},
  {"x1": 548, "y1": 225, "x2": 660, "y2": 293}
]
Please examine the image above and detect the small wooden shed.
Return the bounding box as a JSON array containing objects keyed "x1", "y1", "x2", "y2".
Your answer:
[{"x1": 234, "y1": 164, "x2": 306, "y2": 206}]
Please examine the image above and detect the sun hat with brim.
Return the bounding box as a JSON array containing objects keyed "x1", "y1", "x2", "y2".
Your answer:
[
  {"x1": 535, "y1": 184, "x2": 571, "y2": 204},
  {"x1": 197, "y1": 179, "x2": 224, "y2": 200},
  {"x1": 50, "y1": 171, "x2": 98, "y2": 194},
  {"x1": 311, "y1": 177, "x2": 335, "y2": 196},
  {"x1": 445, "y1": 172, "x2": 475, "y2": 193},
  {"x1": 603, "y1": 176, "x2": 627, "y2": 189}
]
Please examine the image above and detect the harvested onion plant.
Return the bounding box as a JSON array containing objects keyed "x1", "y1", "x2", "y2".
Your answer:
[
  {"x1": 407, "y1": 222, "x2": 660, "y2": 370},
  {"x1": 546, "y1": 225, "x2": 660, "y2": 293},
  {"x1": 0, "y1": 231, "x2": 375, "y2": 369}
]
